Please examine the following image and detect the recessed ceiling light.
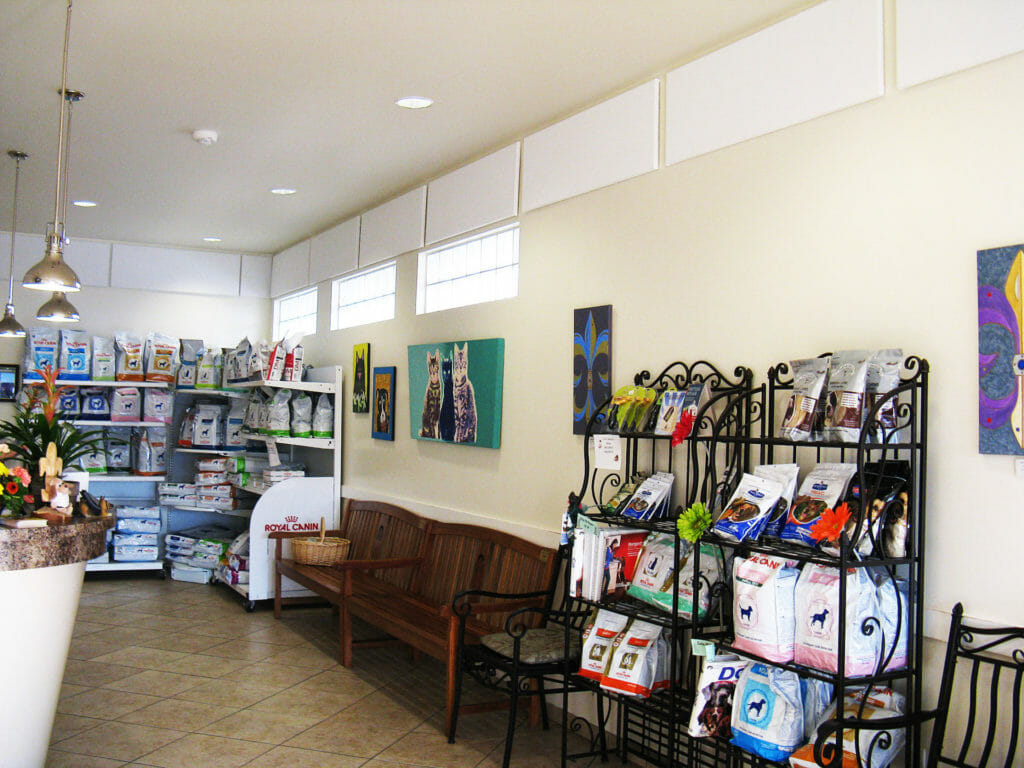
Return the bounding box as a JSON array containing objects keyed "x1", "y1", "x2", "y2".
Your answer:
[
  {"x1": 72, "y1": 200, "x2": 96, "y2": 207},
  {"x1": 202, "y1": 236, "x2": 222, "y2": 243},
  {"x1": 395, "y1": 96, "x2": 433, "y2": 110},
  {"x1": 270, "y1": 187, "x2": 297, "y2": 196}
]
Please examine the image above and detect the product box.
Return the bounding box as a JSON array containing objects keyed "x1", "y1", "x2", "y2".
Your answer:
[
  {"x1": 116, "y1": 505, "x2": 161, "y2": 519},
  {"x1": 189, "y1": 551, "x2": 222, "y2": 569},
  {"x1": 116, "y1": 517, "x2": 161, "y2": 534},
  {"x1": 113, "y1": 544, "x2": 159, "y2": 561},
  {"x1": 170, "y1": 563, "x2": 213, "y2": 584},
  {"x1": 113, "y1": 533, "x2": 159, "y2": 547},
  {"x1": 158, "y1": 483, "x2": 195, "y2": 495}
]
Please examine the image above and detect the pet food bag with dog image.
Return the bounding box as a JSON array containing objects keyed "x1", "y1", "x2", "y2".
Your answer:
[
  {"x1": 755, "y1": 464, "x2": 800, "y2": 540},
  {"x1": 111, "y1": 387, "x2": 141, "y2": 422},
  {"x1": 114, "y1": 332, "x2": 144, "y2": 381},
  {"x1": 789, "y1": 686, "x2": 906, "y2": 768},
  {"x1": 688, "y1": 655, "x2": 748, "y2": 739},
  {"x1": 177, "y1": 339, "x2": 204, "y2": 389},
  {"x1": 780, "y1": 463, "x2": 857, "y2": 548},
  {"x1": 730, "y1": 663, "x2": 804, "y2": 762},
  {"x1": 144, "y1": 332, "x2": 179, "y2": 383},
  {"x1": 312, "y1": 394, "x2": 334, "y2": 438},
  {"x1": 267, "y1": 390, "x2": 292, "y2": 436},
  {"x1": 600, "y1": 619, "x2": 667, "y2": 698},
  {"x1": 732, "y1": 554, "x2": 799, "y2": 663},
  {"x1": 712, "y1": 472, "x2": 784, "y2": 543},
  {"x1": 59, "y1": 329, "x2": 90, "y2": 380},
  {"x1": 290, "y1": 393, "x2": 312, "y2": 438},
  {"x1": 92, "y1": 336, "x2": 115, "y2": 380},
  {"x1": 778, "y1": 357, "x2": 830, "y2": 441},
  {"x1": 866, "y1": 348, "x2": 903, "y2": 442},
  {"x1": 794, "y1": 564, "x2": 880, "y2": 676},
  {"x1": 24, "y1": 327, "x2": 59, "y2": 380},
  {"x1": 578, "y1": 610, "x2": 631, "y2": 681}
]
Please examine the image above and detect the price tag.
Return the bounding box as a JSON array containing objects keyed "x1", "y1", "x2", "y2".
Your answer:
[
  {"x1": 266, "y1": 439, "x2": 281, "y2": 467},
  {"x1": 576, "y1": 513, "x2": 599, "y2": 536},
  {"x1": 592, "y1": 435, "x2": 622, "y2": 471},
  {"x1": 690, "y1": 638, "x2": 717, "y2": 660}
]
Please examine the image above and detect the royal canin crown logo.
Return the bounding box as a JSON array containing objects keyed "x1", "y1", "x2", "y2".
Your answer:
[{"x1": 285, "y1": 515, "x2": 298, "y2": 523}]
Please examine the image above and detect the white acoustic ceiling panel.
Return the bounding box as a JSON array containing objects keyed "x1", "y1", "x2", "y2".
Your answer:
[
  {"x1": 240, "y1": 254, "x2": 272, "y2": 298},
  {"x1": 359, "y1": 187, "x2": 426, "y2": 267},
  {"x1": 309, "y1": 217, "x2": 360, "y2": 283},
  {"x1": 112, "y1": 243, "x2": 241, "y2": 296},
  {"x1": 426, "y1": 144, "x2": 520, "y2": 244},
  {"x1": 665, "y1": 0, "x2": 884, "y2": 165},
  {"x1": 64, "y1": 238, "x2": 112, "y2": 287},
  {"x1": 897, "y1": 0, "x2": 1024, "y2": 89},
  {"x1": 521, "y1": 80, "x2": 659, "y2": 213},
  {"x1": 271, "y1": 239, "x2": 311, "y2": 297}
]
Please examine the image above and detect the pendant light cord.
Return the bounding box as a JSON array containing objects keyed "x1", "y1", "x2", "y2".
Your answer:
[
  {"x1": 7, "y1": 154, "x2": 22, "y2": 305},
  {"x1": 50, "y1": 0, "x2": 73, "y2": 238}
]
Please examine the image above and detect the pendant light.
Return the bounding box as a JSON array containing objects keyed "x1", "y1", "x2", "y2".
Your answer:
[
  {"x1": 22, "y1": 0, "x2": 81, "y2": 293},
  {"x1": 0, "y1": 151, "x2": 29, "y2": 337}
]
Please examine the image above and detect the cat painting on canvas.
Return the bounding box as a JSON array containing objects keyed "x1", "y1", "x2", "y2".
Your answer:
[
  {"x1": 419, "y1": 350, "x2": 442, "y2": 438},
  {"x1": 452, "y1": 343, "x2": 477, "y2": 443}
]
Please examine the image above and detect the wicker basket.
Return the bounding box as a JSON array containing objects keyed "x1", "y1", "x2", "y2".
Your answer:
[{"x1": 291, "y1": 518, "x2": 350, "y2": 566}]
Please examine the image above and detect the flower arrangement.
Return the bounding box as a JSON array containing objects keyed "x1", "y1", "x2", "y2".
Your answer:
[
  {"x1": 0, "y1": 445, "x2": 33, "y2": 515},
  {"x1": 809, "y1": 502, "x2": 853, "y2": 544}
]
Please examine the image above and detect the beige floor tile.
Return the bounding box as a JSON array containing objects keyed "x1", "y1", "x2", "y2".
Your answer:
[
  {"x1": 327, "y1": 690, "x2": 435, "y2": 731},
  {"x1": 174, "y1": 678, "x2": 282, "y2": 708},
  {"x1": 72, "y1": 620, "x2": 109, "y2": 637},
  {"x1": 62, "y1": 658, "x2": 139, "y2": 687},
  {"x1": 199, "y1": 708, "x2": 325, "y2": 744},
  {"x1": 119, "y1": 698, "x2": 241, "y2": 731},
  {"x1": 249, "y1": 686, "x2": 365, "y2": 720},
  {"x1": 74, "y1": 607, "x2": 152, "y2": 626},
  {"x1": 240, "y1": 625, "x2": 312, "y2": 646},
  {"x1": 68, "y1": 634, "x2": 134, "y2": 661},
  {"x1": 88, "y1": 625, "x2": 167, "y2": 646},
  {"x1": 78, "y1": 592, "x2": 142, "y2": 609},
  {"x1": 294, "y1": 668, "x2": 380, "y2": 698},
  {"x1": 200, "y1": 638, "x2": 285, "y2": 662},
  {"x1": 423, "y1": 709, "x2": 518, "y2": 742},
  {"x1": 263, "y1": 644, "x2": 340, "y2": 669},
  {"x1": 102, "y1": 668, "x2": 208, "y2": 696},
  {"x1": 156, "y1": 652, "x2": 252, "y2": 678},
  {"x1": 136, "y1": 732, "x2": 272, "y2": 768},
  {"x1": 58, "y1": 687, "x2": 163, "y2": 719},
  {"x1": 375, "y1": 731, "x2": 499, "y2": 768},
  {"x1": 131, "y1": 613, "x2": 204, "y2": 634},
  {"x1": 59, "y1": 682, "x2": 93, "y2": 700},
  {"x1": 136, "y1": 631, "x2": 229, "y2": 653},
  {"x1": 222, "y1": 661, "x2": 317, "y2": 688},
  {"x1": 284, "y1": 716, "x2": 407, "y2": 758},
  {"x1": 49, "y1": 713, "x2": 105, "y2": 743},
  {"x1": 91, "y1": 645, "x2": 189, "y2": 670},
  {"x1": 45, "y1": 748, "x2": 125, "y2": 768},
  {"x1": 51, "y1": 720, "x2": 185, "y2": 762},
  {"x1": 242, "y1": 745, "x2": 366, "y2": 767}
]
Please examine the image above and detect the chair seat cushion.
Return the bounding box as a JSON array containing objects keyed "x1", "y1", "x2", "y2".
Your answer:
[{"x1": 480, "y1": 627, "x2": 581, "y2": 665}]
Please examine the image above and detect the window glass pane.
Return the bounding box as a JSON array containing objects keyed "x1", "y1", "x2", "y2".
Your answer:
[
  {"x1": 274, "y1": 287, "x2": 317, "y2": 339},
  {"x1": 330, "y1": 262, "x2": 396, "y2": 330},
  {"x1": 416, "y1": 223, "x2": 519, "y2": 315}
]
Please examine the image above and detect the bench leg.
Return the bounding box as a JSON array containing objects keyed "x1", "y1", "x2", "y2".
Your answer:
[
  {"x1": 273, "y1": 565, "x2": 282, "y2": 619},
  {"x1": 338, "y1": 600, "x2": 353, "y2": 667},
  {"x1": 445, "y1": 619, "x2": 459, "y2": 740}
]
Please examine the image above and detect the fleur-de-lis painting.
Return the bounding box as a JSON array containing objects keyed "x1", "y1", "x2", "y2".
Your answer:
[{"x1": 573, "y1": 305, "x2": 611, "y2": 435}]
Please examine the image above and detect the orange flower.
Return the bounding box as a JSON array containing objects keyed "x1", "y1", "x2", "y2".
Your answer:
[
  {"x1": 6, "y1": 481, "x2": 20, "y2": 495},
  {"x1": 809, "y1": 502, "x2": 852, "y2": 542}
]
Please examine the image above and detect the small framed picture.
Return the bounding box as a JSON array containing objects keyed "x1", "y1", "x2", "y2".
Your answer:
[
  {"x1": 372, "y1": 366, "x2": 396, "y2": 440},
  {"x1": 0, "y1": 364, "x2": 19, "y2": 401}
]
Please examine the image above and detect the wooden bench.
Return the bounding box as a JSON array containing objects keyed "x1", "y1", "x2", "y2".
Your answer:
[{"x1": 271, "y1": 498, "x2": 558, "y2": 735}]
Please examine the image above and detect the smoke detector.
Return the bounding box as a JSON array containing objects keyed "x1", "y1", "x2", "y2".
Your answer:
[{"x1": 191, "y1": 129, "x2": 218, "y2": 146}]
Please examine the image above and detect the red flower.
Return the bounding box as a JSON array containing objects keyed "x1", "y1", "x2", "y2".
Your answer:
[
  {"x1": 671, "y1": 410, "x2": 697, "y2": 447},
  {"x1": 24, "y1": 494, "x2": 34, "y2": 504},
  {"x1": 6, "y1": 481, "x2": 21, "y2": 495},
  {"x1": 809, "y1": 502, "x2": 853, "y2": 542}
]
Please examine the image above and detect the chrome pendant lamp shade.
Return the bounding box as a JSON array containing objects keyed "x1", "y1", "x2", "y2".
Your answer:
[
  {"x1": 35, "y1": 291, "x2": 79, "y2": 323},
  {"x1": 0, "y1": 151, "x2": 28, "y2": 338},
  {"x1": 23, "y1": 0, "x2": 81, "y2": 294}
]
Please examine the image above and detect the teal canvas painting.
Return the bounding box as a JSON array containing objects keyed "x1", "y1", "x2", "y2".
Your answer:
[{"x1": 408, "y1": 338, "x2": 504, "y2": 448}]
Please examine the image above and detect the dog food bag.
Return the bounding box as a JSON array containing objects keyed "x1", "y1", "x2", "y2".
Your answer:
[
  {"x1": 312, "y1": 394, "x2": 334, "y2": 438},
  {"x1": 284, "y1": 338, "x2": 304, "y2": 382},
  {"x1": 91, "y1": 336, "x2": 115, "y2": 380},
  {"x1": 226, "y1": 338, "x2": 250, "y2": 383},
  {"x1": 579, "y1": 610, "x2": 632, "y2": 681},
  {"x1": 196, "y1": 348, "x2": 218, "y2": 388},
  {"x1": 799, "y1": 678, "x2": 835, "y2": 742},
  {"x1": 866, "y1": 348, "x2": 903, "y2": 442},
  {"x1": 111, "y1": 387, "x2": 141, "y2": 422},
  {"x1": 177, "y1": 339, "x2": 204, "y2": 389},
  {"x1": 79, "y1": 429, "x2": 107, "y2": 473},
  {"x1": 290, "y1": 392, "x2": 312, "y2": 438},
  {"x1": 780, "y1": 463, "x2": 857, "y2": 548},
  {"x1": 789, "y1": 686, "x2": 906, "y2": 768},
  {"x1": 732, "y1": 554, "x2": 799, "y2": 663},
  {"x1": 627, "y1": 533, "x2": 677, "y2": 606},
  {"x1": 755, "y1": 464, "x2": 801, "y2": 540},
  {"x1": 822, "y1": 350, "x2": 871, "y2": 442},
  {"x1": 79, "y1": 388, "x2": 110, "y2": 420},
  {"x1": 134, "y1": 427, "x2": 167, "y2": 475},
  {"x1": 224, "y1": 400, "x2": 246, "y2": 450},
  {"x1": 821, "y1": 461, "x2": 909, "y2": 557},
  {"x1": 57, "y1": 390, "x2": 80, "y2": 418},
  {"x1": 778, "y1": 357, "x2": 830, "y2": 441},
  {"x1": 178, "y1": 406, "x2": 195, "y2": 447},
  {"x1": 266, "y1": 339, "x2": 286, "y2": 381},
  {"x1": 59, "y1": 329, "x2": 90, "y2": 380},
  {"x1": 267, "y1": 390, "x2": 292, "y2": 436},
  {"x1": 144, "y1": 332, "x2": 179, "y2": 382},
  {"x1": 873, "y1": 574, "x2": 909, "y2": 672},
  {"x1": 730, "y1": 663, "x2": 804, "y2": 761},
  {"x1": 600, "y1": 619, "x2": 665, "y2": 698},
  {"x1": 25, "y1": 327, "x2": 59, "y2": 380},
  {"x1": 193, "y1": 404, "x2": 225, "y2": 449},
  {"x1": 114, "y1": 332, "x2": 144, "y2": 381},
  {"x1": 243, "y1": 391, "x2": 263, "y2": 433},
  {"x1": 143, "y1": 388, "x2": 173, "y2": 424},
  {"x1": 794, "y1": 564, "x2": 880, "y2": 676},
  {"x1": 713, "y1": 473, "x2": 784, "y2": 543},
  {"x1": 674, "y1": 544, "x2": 724, "y2": 619},
  {"x1": 688, "y1": 655, "x2": 749, "y2": 739},
  {"x1": 106, "y1": 428, "x2": 131, "y2": 471}
]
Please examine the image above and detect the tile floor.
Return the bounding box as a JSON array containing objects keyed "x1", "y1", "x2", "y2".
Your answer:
[{"x1": 46, "y1": 574, "x2": 607, "y2": 768}]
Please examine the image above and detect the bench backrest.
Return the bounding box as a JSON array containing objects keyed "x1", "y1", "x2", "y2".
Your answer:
[
  {"x1": 340, "y1": 499, "x2": 432, "y2": 590},
  {"x1": 413, "y1": 521, "x2": 557, "y2": 631}
]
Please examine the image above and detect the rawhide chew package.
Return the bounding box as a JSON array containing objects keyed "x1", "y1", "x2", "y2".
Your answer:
[{"x1": 823, "y1": 350, "x2": 871, "y2": 443}]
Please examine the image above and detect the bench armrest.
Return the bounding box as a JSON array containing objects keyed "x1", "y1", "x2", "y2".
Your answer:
[{"x1": 445, "y1": 588, "x2": 552, "y2": 619}]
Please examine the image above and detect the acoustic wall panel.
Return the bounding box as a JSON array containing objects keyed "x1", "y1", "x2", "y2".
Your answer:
[
  {"x1": 897, "y1": 0, "x2": 1024, "y2": 89},
  {"x1": 111, "y1": 243, "x2": 241, "y2": 296},
  {"x1": 64, "y1": 238, "x2": 112, "y2": 287},
  {"x1": 309, "y1": 217, "x2": 360, "y2": 283},
  {"x1": 426, "y1": 144, "x2": 520, "y2": 244},
  {"x1": 271, "y1": 239, "x2": 311, "y2": 297},
  {"x1": 521, "y1": 80, "x2": 659, "y2": 213},
  {"x1": 240, "y1": 254, "x2": 272, "y2": 298},
  {"x1": 665, "y1": 0, "x2": 884, "y2": 165},
  {"x1": 358, "y1": 187, "x2": 426, "y2": 267}
]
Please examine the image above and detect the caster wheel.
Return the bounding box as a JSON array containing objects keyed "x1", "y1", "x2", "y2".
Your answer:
[{"x1": 245, "y1": 600, "x2": 256, "y2": 613}]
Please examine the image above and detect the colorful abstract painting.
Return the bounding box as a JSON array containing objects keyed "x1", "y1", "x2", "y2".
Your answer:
[
  {"x1": 372, "y1": 366, "x2": 395, "y2": 440},
  {"x1": 979, "y1": 245, "x2": 1024, "y2": 454},
  {"x1": 352, "y1": 343, "x2": 370, "y2": 413},
  {"x1": 573, "y1": 305, "x2": 612, "y2": 435},
  {"x1": 407, "y1": 338, "x2": 504, "y2": 448}
]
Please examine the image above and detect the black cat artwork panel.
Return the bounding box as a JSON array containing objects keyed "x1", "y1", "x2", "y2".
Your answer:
[
  {"x1": 352, "y1": 343, "x2": 370, "y2": 413},
  {"x1": 372, "y1": 365, "x2": 395, "y2": 440},
  {"x1": 407, "y1": 338, "x2": 504, "y2": 448}
]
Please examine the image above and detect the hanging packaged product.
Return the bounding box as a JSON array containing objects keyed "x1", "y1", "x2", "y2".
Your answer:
[
  {"x1": 712, "y1": 473, "x2": 784, "y2": 543},
  {"x1": 822, "y1": 350, "x2": 871, "y2": 443},
  {"x1": 193, "y1": 404, "x2": 226, "y2": 449},
  {"x1": 789, "y1": 687, "x2": 906, "y2": 768},
  {"x1": 866, "y1": 348, "x2": 904, "y2": 442},
  {"x1": 177, "y1": 339, "x2": 204, "y2": 389},
  {"x1": 687, "y1": 654, "x2": 749, "y2": 739},
  {"x1": 79, "y1": 429, "x2": 107, "y2": 473},
  {"x1": 134, "y1": 427, "x2": 167, "y2": 475},
  {"x1": 312, "y1": 393, "x2": 334, "y2": 438},
  {"x1": 227, "y1": 338, "x2": 251, "y2": 384},
  {"x1": 266, "y1": 390, "x2": 292, "y2": 436},
  {"x1": 79, "y1": 388, "x2": 110, "y2": 420},
  {"x1": 91, "y1": 336, "x2": 116, "y2": 381},
  {"x1": 266, "y1": 338, "x2": 286, "y2": 381},
  {"x1": 114, "y1": 332, "x2": 145, "y2": 381},
  {"x1": 224, "y1": 400, "x2": 246, "y2": 450},
  {"x1": 731, "y1": 554, "x2": 799, "y2": 663},
  {"x1": 106, "y1": 428, "x2": 132, "y2": 471},
  {"x1": 24, "y1": 327, "x2": 59, "y2": 380},
  {"x1": 143, "y1": 388, "x2": 174, "y2": 424},
  {"x1": 626, "y1": 536, "x2": 722, "y2": 620},
  {"x1": 111, "y1": 387, "x2": 141, "y2": 422},
  {"x1": 578, "y1": 610, "x2": 632, "y2": 681},
  {"x1": 729, "y1": 663, "x2": 804, "y2": 762},
  {"x1": 243, "y1": 391, "x2": 264, "y2": 433},
  {"x1": 144, "y1": 332, "x2": 180, "y2": 383},
  {"x1": 600, "y1": 619, "x2": 669, "y2": 698},
  {"x1": 779, "y1": 463, "x2": 857, "y2": 548},
  {"x1": 196, "y1": 348, "x2": 218, "y2": 389},
  {"x1": 59, "y1": 329, "x2": 91, "y2": 380},
  {"x1": 819, "y1": 461, "x2": 910, "y2": 558},
  {"x1": 178, "y1": 406, "x2": 195, "y2": 447},
  {"x1": 57, "y1": 390, "x2": 79, "y2": 418},
  {"x1": 247, "y1": 340, "x2": 271, "y2": 381},
  {"x1": 290, "y1": 393, "x2": 312, "y2": 438},
  {"x1": 752, "y1": 464, "x2": 800, "y2": 540},
  {"x1": 778, "y1": 356, "x2": 830, "y2": 441},
  {"x1": 283, "y1": 338, "x2": 304, "y2": 382}
]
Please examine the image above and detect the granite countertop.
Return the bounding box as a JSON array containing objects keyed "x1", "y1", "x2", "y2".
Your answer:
[{"x1": 0, "y1": 516, "x2": 114, "y2": 572}]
